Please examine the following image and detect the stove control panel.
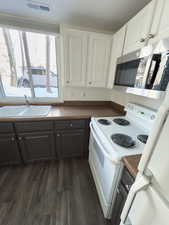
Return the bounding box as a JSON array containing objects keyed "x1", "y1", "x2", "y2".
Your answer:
[{"x1": 125, "y1": 103, "x2": 157, "y2": 122}]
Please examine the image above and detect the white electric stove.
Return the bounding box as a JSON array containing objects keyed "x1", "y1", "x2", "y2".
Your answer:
[{"x1": 88, "y1": 103, "x2": 157, "y2": 219}]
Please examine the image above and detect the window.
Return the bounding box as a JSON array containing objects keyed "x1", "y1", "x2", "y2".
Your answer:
[{"x1": 0, "y1": 27, "x2": 60, "y2": 102}]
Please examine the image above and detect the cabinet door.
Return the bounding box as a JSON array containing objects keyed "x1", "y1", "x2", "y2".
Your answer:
[
  {"x1": 149, "y1": 0, "x2": 169, "y2": 43},
  {"x1": 56, "y1": 129, "x2": 85, "y2": 158},
  {"x1": 123, "y1": 1, "x2": 155, "y2": 54},
  {"x1": 19, "y1": 131, "x2": 55, "y2": 163},
  {"x1": 87, "y1": 33, "x2": 112, "y2": 88},
  {"x1": 63, "y1": 28, "x2": 88, "y2": 87},
  {"x1": 0, "y1": 134, "x2": 21, "y2": 165},
  {"x1": 107, "y1": 26, "x2": 126, "y2": 89}
]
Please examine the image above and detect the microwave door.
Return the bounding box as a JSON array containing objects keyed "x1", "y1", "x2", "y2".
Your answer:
[
  {"x1": 134, "y1": 56, "x2": 150, "y2": 88},
  {"x1": 115, "y1": 59, "x2": 140, "y2": 87}
]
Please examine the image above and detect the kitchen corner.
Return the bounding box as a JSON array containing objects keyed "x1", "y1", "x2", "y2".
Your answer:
[{"x1": 122, "y1": 154, "x2": 142, "y2": 178}]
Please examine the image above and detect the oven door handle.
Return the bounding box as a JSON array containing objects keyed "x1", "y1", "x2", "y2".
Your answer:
[{"x1": 90, "y1": 123, "x2": 119, "y2": 164}]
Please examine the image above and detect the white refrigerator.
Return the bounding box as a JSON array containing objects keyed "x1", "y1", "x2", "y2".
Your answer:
[{"x1": 120, "y1": 88, "x2": 169, "y2": 225}]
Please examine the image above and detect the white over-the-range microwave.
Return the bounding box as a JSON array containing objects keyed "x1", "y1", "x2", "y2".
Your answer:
[{"x1": 114, "y1": 37, "x2": 169, "y2": 99}]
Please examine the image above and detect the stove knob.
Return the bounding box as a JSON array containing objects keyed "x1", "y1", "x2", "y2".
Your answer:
[
  {"x1": 150, "y1": 115, "x2": 156, "y2": 120},
  {"x1": 127, "y1": 104, "x2": 133, "y2": 111}
]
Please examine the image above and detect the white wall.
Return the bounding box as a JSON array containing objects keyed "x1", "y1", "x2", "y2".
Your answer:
[{"x1": 111, "y1": 88, "x2": 163, "y2": 110}]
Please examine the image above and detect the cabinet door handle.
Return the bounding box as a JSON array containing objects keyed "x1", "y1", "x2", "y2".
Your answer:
[
  {"x1": 89, "y1": 81, "x2": 92, "y2": 85},
  {"x1": 148, "y1": 33, "x2": 155, "y2": 39},
  {"x1": 70, "y1": 123, "x2": 73, "y2": 127},
  {"x1": 18, "y1": 137, "x2": 22, "y2": 140},
  {"x1": 11, "y1": 137, "x2": 15, "y2": 141},
  {"x1": 57, "y1": 134, "x2": 60, "y2": 137},
  {"x1": 66, "y1": 81, "x2": 70, "y2": 84},
  {"x1": 140, "y1": 38, "x2": 146, "y2": 43}
]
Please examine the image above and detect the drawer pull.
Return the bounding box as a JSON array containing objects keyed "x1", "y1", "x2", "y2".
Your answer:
[
  {"x1": 140, "y1": 38, "x2": 146, "y2": 43},
  {"x1": 18, "y1": 137, "x2": 22, "y2": 141},
  {"x1": 70, "y1": 123, "x2": 73, "y2": 127},
  {"x1": 57, "y1": 134, "x2": 60, "y2": 137},
  {"x1": 11, "y1": 137, "x2": 15, "y2": 141},
  {"x1": 148, "y1": 33, "x2": 155, "y2": 39}
]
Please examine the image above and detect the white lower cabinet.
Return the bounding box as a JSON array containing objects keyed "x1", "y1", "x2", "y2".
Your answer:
[{"x1": 87, "y1": 33, "x2": 112, "y2": 88}]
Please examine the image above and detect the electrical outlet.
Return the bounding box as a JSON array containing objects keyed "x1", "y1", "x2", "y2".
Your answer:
[{"x1": 82, "y1": 92, "x2": 86, "y2": 97}]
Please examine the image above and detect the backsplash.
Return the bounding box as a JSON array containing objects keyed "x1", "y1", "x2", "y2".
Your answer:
[
  {"x1": 63, "y1": 87, "x2": 111, "y2": 101},
  {"x1": 63, "y1": 87, "x2": 163, "y2": 110},
  {"x1": 111, "y1": 89, "x2": 163, "y2": 110}
]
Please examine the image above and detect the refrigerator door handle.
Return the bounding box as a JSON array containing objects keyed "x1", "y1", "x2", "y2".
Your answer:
[{"x1": 121, "y1": 175, "x2": 151, "y2": 224}]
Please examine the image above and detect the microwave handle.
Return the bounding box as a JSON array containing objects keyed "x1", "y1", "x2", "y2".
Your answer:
[{"x1": 90, "y1": 123, "x2": 119, "y2": 164}]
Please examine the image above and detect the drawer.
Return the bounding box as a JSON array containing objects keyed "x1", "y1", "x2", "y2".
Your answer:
[
  {"x1": 121, "y1": 167, "x2": 134, "y2": 192},
  {"x1": 0, "y1": 122, "x2": 14, "y2": 134},
  {"x1": 55, "y1": 119, "x2": 85, "y2": 130},
  {"x1": 15, "y1": 121, "x2": 53, "y2": 133}
]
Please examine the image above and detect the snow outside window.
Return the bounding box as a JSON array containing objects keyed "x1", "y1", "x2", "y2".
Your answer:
[{"x1": 0, "y1": 27, "x2": 59, "y2": 101}]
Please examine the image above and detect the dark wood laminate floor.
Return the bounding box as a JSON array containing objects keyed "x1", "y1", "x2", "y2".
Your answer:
[{"x1": 0, "y1": 159, "x2": 111, "y2": 225}]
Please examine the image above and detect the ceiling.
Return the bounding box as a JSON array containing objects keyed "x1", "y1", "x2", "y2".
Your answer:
[{"x1": 0, "y1": 0, "x2": 152, "y2": 31}]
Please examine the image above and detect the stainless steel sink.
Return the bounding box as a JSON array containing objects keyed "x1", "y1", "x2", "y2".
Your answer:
[{"x1": 0, "y1": 105, "x2": 51, "y2": 118}]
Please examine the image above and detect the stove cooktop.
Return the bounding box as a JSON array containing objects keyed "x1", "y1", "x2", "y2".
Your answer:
[
  {"x1": 111, "y1": 133, "x2": 136, "y2": 148},
  {"x1": 98, "y1": 119, "x2": 111, "y2": 125},
  {"x1": 113, "y1": 118, "x2": 130, "y2": 126},
  {"x1": 91, "y1": 104, "x2": 156, "y2": 159},
  {"x1": 92, "y1": 116, "x2": 148, "y2": 158}
]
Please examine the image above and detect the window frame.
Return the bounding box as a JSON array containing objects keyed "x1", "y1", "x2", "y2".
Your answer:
[{"x1": 0, "y1": 25, "x2": 63, "y2": 104}]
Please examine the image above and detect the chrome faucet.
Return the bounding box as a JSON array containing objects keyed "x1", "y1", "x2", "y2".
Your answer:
[{"x1": 24, "y1": 95, "x2": 30, "y2": 106}]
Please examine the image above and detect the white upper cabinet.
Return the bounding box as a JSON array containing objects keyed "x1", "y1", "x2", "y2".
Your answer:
[
  {"x1": 63, "y1": 28, "x2": 88, "y2": 87},
  {"x1": 87, "y1": 33, "x2": 112, "y2": 88},
  {"x1": 107, "y1": 26, "x2": 126, "y2": 89},
  {"x1": 123, "y1": 1, "x2": 156, "y2": 54},
  {"x1": 149, "y1": 0, "x2": 169, "y2": 43}
]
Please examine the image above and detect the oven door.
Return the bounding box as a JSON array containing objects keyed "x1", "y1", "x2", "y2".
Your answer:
[{"x1": 89, "y1": 123, "x2": 123, "y2": 218}]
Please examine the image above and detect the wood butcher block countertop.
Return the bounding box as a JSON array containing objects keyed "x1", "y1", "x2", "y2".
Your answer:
[
  {"x1": 123, "y1": 155, "x2": 142, "y2": 178},
  {"x1": 0, "y1": 104, "x2": 124, "y2": 121}
]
